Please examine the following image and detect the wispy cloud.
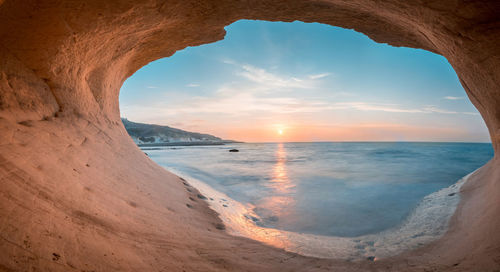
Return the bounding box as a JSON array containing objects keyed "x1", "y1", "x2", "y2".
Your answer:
[
  {"x1": 124, "y1": 91, "x2": 479, "y2": 122},
  {"x1": 422, "y1": 105, "x2": 477, "y2": 115},
  {"x1": 422, "y1": 105, "x2": 458, "y2": 114},
  {"x1": 175, "y1": 93, "x2": 335, "y2": 115},
  {"x1": 237, "y1": 64, "x2": 310, "y2": 88},
  {"x1": 221, "y1": 60, "x2": 324, "y2": 90},
  {"x1": 221, "y1": 58, "x2": 236, "y2": 65},
  {"x1": 334, "y1": 102, "x2": 478, "y2": 115},
  {"x1": 335, "y1": 102, "x2": 425, "y2": 113},
  {"x1": 462, "y1": 112, "x2": 480, "y2": 116},
  {"x1": 146, "y1": 86, "x2": 158, "y2": 89},
  {"x1": 308, "y1": 73, "x2": 330, "y2": 80},
  {"x1": 186, "y1": 83, "x2": 200, "y2": 87},
  {"x1": 443, "y1": 96, "x2": 464, "y2": 100}
]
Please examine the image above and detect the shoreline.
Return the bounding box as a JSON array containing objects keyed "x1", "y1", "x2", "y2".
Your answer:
[
  {"x1": 163, "y1": 166, "x2": 474, "y2": 261},
  {"x1": 1, "y1": 114, "x2": 497, "y2": 271},
  {"x1": 138, "y1": 141, "x2": 226, "y2": 147}
]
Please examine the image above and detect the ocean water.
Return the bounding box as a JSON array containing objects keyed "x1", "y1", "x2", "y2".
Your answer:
[{"x1": 145, "y1": 142, "x2": 493, "y2": 259}]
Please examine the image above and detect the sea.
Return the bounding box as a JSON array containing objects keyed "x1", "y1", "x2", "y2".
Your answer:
[{"x1": 143, "y1": 142, "x2": 493, "y2": 260}]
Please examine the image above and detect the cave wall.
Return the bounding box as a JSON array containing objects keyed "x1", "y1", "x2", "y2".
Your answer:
[
  {"x1": 0, "y1": 1, "x2": 499, "y2": 271},
  {"x1": 1, "y1": 1, "x2": 498, "y2": 150}
]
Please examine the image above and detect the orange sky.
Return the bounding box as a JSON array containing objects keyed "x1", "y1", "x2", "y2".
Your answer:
[{"x1": 203, "y1": 122, "x2": 487, "y2": 143}]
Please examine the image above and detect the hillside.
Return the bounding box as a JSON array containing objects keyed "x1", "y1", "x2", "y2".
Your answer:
[{"x1": 122, "y1": 118, "x2": 230, "y2": 145}]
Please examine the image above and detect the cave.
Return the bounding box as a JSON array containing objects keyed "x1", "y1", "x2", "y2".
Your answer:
[{"x1": 0, "y1": 1, "x2": 499, "y2": 271}]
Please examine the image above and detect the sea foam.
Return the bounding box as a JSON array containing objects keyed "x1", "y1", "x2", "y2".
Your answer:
[{"x1": 166, "y1": 167, "x2": 474, "y2": 261}]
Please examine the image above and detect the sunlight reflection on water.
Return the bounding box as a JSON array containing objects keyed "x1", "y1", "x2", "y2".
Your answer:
[
  {"x1": 258, "y1": 143, "x2": 296, "y2": 225},
  {"x1": 147, "y1": 142, "x2": 492, "y2": 260},
  {"x1": 173, "y1": 168, "x2": 472, "y2": 260}
]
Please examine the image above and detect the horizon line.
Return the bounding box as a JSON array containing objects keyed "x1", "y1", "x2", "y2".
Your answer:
[{"x1": 230, "y1": 140, "x2": 493, "y2": 144}]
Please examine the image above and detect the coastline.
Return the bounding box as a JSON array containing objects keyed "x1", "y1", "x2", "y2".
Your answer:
[
  {"x1": 1, "y1": 115, "x2": 497, "y2": 271},
  {"x1": 163, "y1": 166, "x2": 474, "y2": 261},
  {"x1": 138, "y1": 141, "x2": 230, "y2": 147}
]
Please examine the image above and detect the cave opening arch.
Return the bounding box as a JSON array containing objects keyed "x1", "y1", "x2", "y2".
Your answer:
[{"x1": 0, "y1": 1, "x2": 499, "y2": 271}]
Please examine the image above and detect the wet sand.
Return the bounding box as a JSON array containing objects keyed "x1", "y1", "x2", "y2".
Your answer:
[{"x1": 175, "y1": 167, "x2": 472, "y2": 261}]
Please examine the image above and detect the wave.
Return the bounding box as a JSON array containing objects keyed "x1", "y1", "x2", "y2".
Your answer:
[{"x1": 164, "y1": 166, "x2": 473, "y2": 261}]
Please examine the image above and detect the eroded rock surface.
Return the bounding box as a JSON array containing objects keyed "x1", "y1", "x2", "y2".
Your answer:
[{"x1": 0, "y1": 1, "x2": 499, "y2": 271}]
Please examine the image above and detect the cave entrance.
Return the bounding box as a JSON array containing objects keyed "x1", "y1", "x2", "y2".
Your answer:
[{"x1": 119, "y1": 20, "x2": 493, "y2": 259}]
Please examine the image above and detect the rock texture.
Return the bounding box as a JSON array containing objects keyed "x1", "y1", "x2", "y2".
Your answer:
[{"x1": 0, "y1": 1, "x2": 499, "y2": 271}]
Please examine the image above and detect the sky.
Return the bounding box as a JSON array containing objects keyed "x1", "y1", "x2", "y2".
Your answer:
[{"x1": 119, "y1": 20, "x2": 490, "y2": 143}]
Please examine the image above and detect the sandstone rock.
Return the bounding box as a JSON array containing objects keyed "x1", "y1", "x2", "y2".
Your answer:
[{"x1": 0, "y1": 1, "x2": 499, "y2": 271}]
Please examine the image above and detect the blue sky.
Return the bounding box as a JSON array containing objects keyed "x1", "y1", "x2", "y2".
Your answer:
[{"x1": 120, "y1": 20, "x2": 490, "y2": 142}]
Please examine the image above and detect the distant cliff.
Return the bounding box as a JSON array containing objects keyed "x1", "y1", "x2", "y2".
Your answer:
[{"x1": 122, "y1": 118, "x2": 233, "y2": 146}]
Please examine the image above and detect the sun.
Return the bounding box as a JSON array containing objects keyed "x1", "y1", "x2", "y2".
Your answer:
[{"x1": 278, "y1": 129, "x2": 283, "y2": 135}]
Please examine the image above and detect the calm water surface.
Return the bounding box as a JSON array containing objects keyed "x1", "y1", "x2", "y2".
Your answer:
[{"x1": 146, "y1": 142, "x2": 493, "y2": 237}]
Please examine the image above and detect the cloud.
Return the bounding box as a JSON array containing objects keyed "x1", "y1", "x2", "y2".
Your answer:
[
  {"x1": 422, "y1": 105, "x2": 458, "y2": 114},
  {"x1": 237, "y1": 64, "x2": 311, "y2": 89},
  {"x1": 334, "y1": 102, "x2": 479, "y2": 115},
  {"x1": 146, "y1": 86, "x2": 158, "y2": 89},
  {"x1": 221, "y1": 58, "x2": 236, "y2": 65},
  {"x1": 308, "y1": 73, "x2": 330, "y2": 80},
  {"x1": 178, "y1": 93, "x2": 334, "y2": 115},
  {"x1": 462, "y1": 112, "x2": 480, "y2": 116},
  {"x1": 127, "y1": 60, "x2": 479, "y2": 129},
  {"x1": 422, "y1": 105, "x2": 478, "y2": 115},
  {"x1": 124, "y1": 95, "x2": 479, "y2": 123},
  {"x1": 123, "y1": 83, "x2": 338, "y2": 119},
  {"x1": 443, "y1": 96, "x2": 464, "y2": 100},
  {"x1": 334, "y1": 102, "x2": 425, "y2": 113},
  {"x1": 221, "y1": 60, "x2": 319, "y2": 90}
]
